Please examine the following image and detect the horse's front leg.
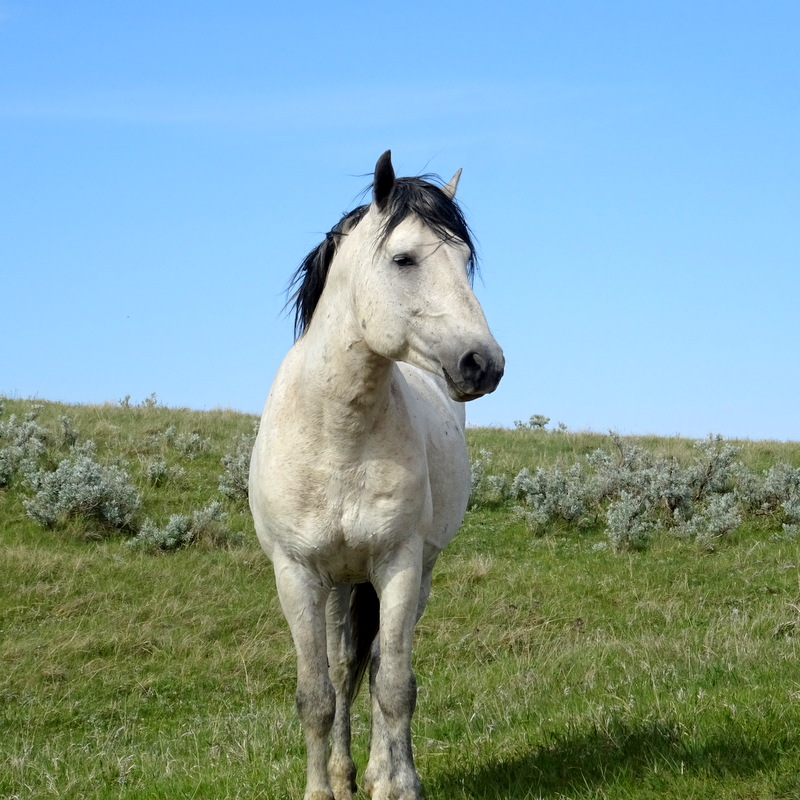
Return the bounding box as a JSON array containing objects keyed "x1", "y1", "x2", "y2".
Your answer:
[
  {"x1": 326, "y1": 585, "x2": 357, "y2": 800},
  {"x1": 364, "y1": 552, "x2": 424, "y2": 800},
  {"x1": 273, "y1": 557, "x2": 335, "y2": 800}
]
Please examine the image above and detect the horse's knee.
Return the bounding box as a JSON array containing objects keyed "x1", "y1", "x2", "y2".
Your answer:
[
  {"x1": 296, "y1": 677, "x2": 336, "y2": 734},
  {"x1": 374, "y1": 662, "x2": 417, "y2": 720}
]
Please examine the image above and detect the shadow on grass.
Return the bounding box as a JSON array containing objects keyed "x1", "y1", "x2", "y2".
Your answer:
[{"x1": 426, "y1": 718, "x2": 787, "y2": 799}]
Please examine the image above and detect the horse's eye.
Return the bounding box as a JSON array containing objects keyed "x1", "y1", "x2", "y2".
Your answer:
[{"x1": 393, "y1": 254, "x2": 416, "y2": 268}]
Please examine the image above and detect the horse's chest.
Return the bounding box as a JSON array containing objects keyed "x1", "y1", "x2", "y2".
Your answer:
[
  {"x1": 327, "y1": 457, "x2": 428, "y2": 538},
  {"x1": 281, "y1": 455, "x2": 430, "y2": 578}
]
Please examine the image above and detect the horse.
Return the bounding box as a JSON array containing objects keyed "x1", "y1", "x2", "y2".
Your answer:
[{"x1": 249, "y1": 150, "x2": 504, "y2": 800}]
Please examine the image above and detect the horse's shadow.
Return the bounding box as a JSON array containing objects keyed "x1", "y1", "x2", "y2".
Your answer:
[{"x1": 426, "y1": 718, "x2": 790, "y2": 798}]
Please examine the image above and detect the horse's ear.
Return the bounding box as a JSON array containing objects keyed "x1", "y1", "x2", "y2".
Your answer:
[
  {"x1": 442, "y1": 168, "x2": 462, "y2": 200},
  {"x1": 373, "y1": 150, "x2": 395, "y2": 211}
]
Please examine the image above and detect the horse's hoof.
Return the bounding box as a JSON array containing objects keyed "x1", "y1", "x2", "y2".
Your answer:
[
  {"x1": 330, "y1": 780, "x2": 355, "y2": 800},
  {"x1": 329, "y1": 755, "x2": 357, "y2": 799}
]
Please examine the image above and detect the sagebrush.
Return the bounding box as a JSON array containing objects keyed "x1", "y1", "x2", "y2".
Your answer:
[
  {"x1": 0, "y1": 397, "x2": 253, "y2": 549},
  {"x1": 472, "y1": 425, "x2": 800, "y2": 551}
]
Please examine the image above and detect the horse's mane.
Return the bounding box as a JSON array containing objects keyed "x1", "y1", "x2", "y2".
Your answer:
[{"x1": 287, "y1": 175, "x2": 477, "y2": 339}]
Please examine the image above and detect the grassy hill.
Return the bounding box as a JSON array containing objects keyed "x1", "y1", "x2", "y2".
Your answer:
[{"x1": 1, "y1": 398, "x2": 799, "y2": 799}]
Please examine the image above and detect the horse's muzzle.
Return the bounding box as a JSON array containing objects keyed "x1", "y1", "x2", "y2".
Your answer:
[{"x1": 443, "y1": 344, "x2": 505, "y2": 401}]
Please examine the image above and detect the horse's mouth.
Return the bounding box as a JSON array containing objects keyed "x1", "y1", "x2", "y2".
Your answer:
[{"x1": 441, "y1": 367, "x2": 485, "y2": 402}]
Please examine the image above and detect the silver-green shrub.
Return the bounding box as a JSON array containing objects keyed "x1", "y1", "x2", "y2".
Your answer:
[
  {"x1": 0, "y1": 410, "x2": 50, "y2": 488},
  {"x1": 731, "y1": 462, "x2": 765, "y2": 512},
  {"x1": 23, "y1": 441, "x2": 140, "y2": 531},
  {"x1": 151, "y1": 425, "x2": 178, "y2": 449},
  {"x1": 145, "y1": 425, "x2": 211, "y2": 460},
  {"x1": 143, "y1": 457, "x2": 185, "y2": 487},
  {"x1": 514, "y1": 414, "x2": 550, "y2": 430},
  {"x1": 505, "y1": 430, "x2": 758, "y2": 550},
  {"x1": 218, "y1": 425, "x2": 258, "y2": 500},
  {"x1": 59, "y1": 415, "x2": 78, "y2": 448},
  {"x1": 686, "y1": 435, "x2": 740, "y2": 499},
  {"x1": 677, "y1": 492, "x2": 742, "y2": 547},
  {"x1": 605, "y1": 491, "x2": 658, "y2": 551},
  {"x1": 765, "y1": 464, "x2": 800, "y2": 516},
  {"x1": 129, "y1": 501, "x2": 243, "y2": 552},
  {"x1": 470, "y1": 448, "x2": 490, "y2": 497},
  {"x1": 511, "y1": 463, "x2": 590, "y2": 529},
  {"x1": 174, "y1": 432, "x2": 211, "y2": 459},
  {"x1": 733, "y1": 461, "x2": 800, "y2": 520},
  {"x1": 134, "y1": 513, "x2": 194, "y2": 551},
  {"x1": 780, "y1": 479, "x2": 800, "y2": 537},
  {"x1": 599, "y1": 435, "x2": 743, "y2": 548},
  {"x1": 470, "y1": 450, "x2": 509, "y2": 507}
]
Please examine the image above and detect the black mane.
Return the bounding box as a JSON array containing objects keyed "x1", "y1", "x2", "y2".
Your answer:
[{"x1": 287, "y1": 174, "x2": 477, "y2": 339}]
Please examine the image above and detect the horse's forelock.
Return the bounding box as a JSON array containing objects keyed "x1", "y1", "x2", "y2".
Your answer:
[{"x1": 377, "y1": 177, "x2": 477, "y2": 280}]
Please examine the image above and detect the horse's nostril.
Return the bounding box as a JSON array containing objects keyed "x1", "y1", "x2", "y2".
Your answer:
[
  {"x1": 459, "y1": 351, "x2": 486, "y2": 380},
  {"x1": 454, "y1": 347, "x2": 503, "y2": 397}
]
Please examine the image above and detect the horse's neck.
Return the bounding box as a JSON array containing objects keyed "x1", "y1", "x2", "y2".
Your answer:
[{"x1": 292, "y1": 293, "x2": 395, "y2": 440}]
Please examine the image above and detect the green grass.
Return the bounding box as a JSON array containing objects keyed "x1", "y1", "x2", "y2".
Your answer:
[
  {"x1": 419, "y1": 513, "x2": 800, "y2": 799},
  {"x1": 2, "y1": 399, "x2": 799, "y2": 799}
]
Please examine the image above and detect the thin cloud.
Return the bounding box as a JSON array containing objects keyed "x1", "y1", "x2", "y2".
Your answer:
[{"x1": 0, "y1": 82, "x2": 544, "y2": 131}]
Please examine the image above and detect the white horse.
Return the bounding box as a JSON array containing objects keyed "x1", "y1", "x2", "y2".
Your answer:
[{"x1": 249, "y1": 151, "x2": 504, "y2": 800}]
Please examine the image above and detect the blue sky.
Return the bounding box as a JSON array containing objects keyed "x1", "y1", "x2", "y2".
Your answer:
[{"x1": 1, "y1": 1, "x2": 798, "y2": 440}]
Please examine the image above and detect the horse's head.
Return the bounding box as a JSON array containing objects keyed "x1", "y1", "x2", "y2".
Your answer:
[{"x1": 341, "y1": 151, "x2": 504, "y2": 401}]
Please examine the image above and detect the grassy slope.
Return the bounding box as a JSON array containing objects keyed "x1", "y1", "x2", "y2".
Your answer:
[{"x1": 1, "y1": 400, "x2": 799, "y2": 799}]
